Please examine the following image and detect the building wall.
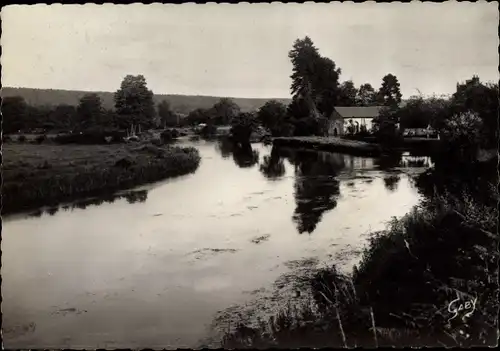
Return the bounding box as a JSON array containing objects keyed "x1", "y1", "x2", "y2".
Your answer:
[
  {"x1": 344, "y1": 117, "x2": 375, "y2": 132},
  {"x1": 327, "y1": 110, "x2": 344, "y2": 136}
]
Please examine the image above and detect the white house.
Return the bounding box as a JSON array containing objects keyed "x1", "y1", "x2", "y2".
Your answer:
[{"x1": 327, "y1": 106, "x2": 385, "y2": 136}]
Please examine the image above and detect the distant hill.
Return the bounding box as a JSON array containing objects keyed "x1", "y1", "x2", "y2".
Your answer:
[{"x1": 1, "y1": 87, "x2": 292, "y2": 115}]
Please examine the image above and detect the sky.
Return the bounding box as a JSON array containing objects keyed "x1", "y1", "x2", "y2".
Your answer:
[{"x1": 1, "y1": 2, "x2": 498, "y2": 99}]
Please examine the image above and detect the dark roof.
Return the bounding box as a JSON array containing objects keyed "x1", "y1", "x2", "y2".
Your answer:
[{"x1": 333, "y1": 106, "x2": 385, "y2": 118}]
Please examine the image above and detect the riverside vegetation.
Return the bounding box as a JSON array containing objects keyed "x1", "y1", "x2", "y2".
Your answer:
[
  {"x1": 221, "y1": 151, "x2": 498, "y2": 348},
  {"x1": 219, "y1": 38, "x2": 498, "y2": 348},
  {"x1": 2, "y1": 141, "x2": 200, "y2": 215}
]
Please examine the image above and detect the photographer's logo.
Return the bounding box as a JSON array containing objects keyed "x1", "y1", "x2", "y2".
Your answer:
[{"x1": 448, "y1": 295, "x2": 477, "y2": 323}]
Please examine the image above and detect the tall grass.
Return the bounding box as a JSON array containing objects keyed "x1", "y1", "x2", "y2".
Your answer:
[{"x1": 222, "y1": 161, "x2": 499, "y2": 348}]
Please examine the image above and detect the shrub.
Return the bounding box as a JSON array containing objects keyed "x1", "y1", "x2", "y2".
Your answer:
[
  {"x1": 18, "y1": 135, "x2": 27, "y2": 142},
  {"x1": 160, "y1": 129, "x2": 178, "y2": 143},
  {"x1": 35, "y1": 134, "x2": 48, "y2": 144}
]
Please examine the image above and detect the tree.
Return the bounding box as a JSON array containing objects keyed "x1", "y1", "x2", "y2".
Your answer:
[
  {"x1": 440, "y1": 111, "x2": 483, "y2": 161},
  {"x1": 313, "y1": 57, "x2": 342, "y2": 117},
  {"x1": 377, "y1": 74, "x2": 402, "y2": 107},
  {"x1": 114, "y1": 75, "x2": 156, "y2": 129},
  {"x1": 372, "y1": 106, "x2": 401, "y2": 147},
  {"x1": 398, "y1": 95, "x2": 451, "y2": 130},
  {"x1": 210, "y1": 98, "x2": 241, "y2": 125},
  {"x1": 288, "y1": 37, "x2": 341, "y2": 120},
  {"x1": 257, "y1": 100, "x2": 288, "y2": 136},
  {"x1": 230, "y1": 112, "x2": 258, "y2": 146},
  {"x1": 451, "y1": 76, "x2": 498, "y2": 149},
  {"x1": 357, "y1": 83, "x2": 377, "y2": 106},
  {"x1": 186, "y1": 108, "x2": 211, "y2": 126},
  {"x1": 76, "y1": 93, "x2": 104, "y2": 131},
  {"x1": 338, "y1": 80, "x2": 358, "y2": 106},
  {"x1": 2, "y1": 96, "x2": 28, "y2": 133},
  {"x1": 287, "y1": 97, "x2": 324, "y2": 136},
  {"x1": 50, "y1": 104, "x2": 77, "y2": 130},
  {"x1": 158, "y1": 100, "x2": 176, "y2": 128}
]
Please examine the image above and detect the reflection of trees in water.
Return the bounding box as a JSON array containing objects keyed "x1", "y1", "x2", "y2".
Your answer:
[
  {"x1": 215, "y1": 137, "x2": 233, "y2": 159},
  {"x1": 47, "y1": 207, "x2": 59, "y2": 216},
  {"x1": 28, "y1": 190, "x2": 149, "y2": 217},
  {"x1": 232, "y1": 144, "x2": 260, "y2": 168},
  {"x1": 259, "y1": 146, "x2": 286, "y2": 179},
  {"x1": 383, "y1": 174, "x2": 401, "y2": 192},
  {"x1": 282, "y1": 149, "x2": 343, "y2": 234},
  {"x1": 374, "y1": 153, "x2": 403, "y2": 170},
  {"x1": 215, "y1": 137, "x2": 260, "y2": 169},
  {"x1": 123, "y1": 190, "x2": 148, "y2": 204}
]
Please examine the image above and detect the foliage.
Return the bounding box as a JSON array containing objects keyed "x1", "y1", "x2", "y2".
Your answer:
[
  {"x1": 356, "y1": 83, "x2": 377, "y2": 106},
  {"x1": 210, "y1": 98, "x2": 241, "y2": 125},
  {"x1": 450, "y1": 76, "x2": 498, "y2": 149},
  {"x1": 377, "y1": 74, "x2": 402, "y2": 107},
  {"x1": 76, "y1": 93, "x2": 104, "y2": 131},
  {"x1": 160, "y1": 129, "x2": 179, "y2": 143},
  {"x1": 185, "y1": 108, "x2": 212, "y2": 126},
  {"x1": 288, "y1": 37, "x2": 342, "y2": 120},
  {"x1": 222, "y1": 158, "x2": 498, "y2": 348},
  {"x1": 257, "y1": 100, "x2": 288, "y2": 136},
  {"x1": 337, "y1": 80, "x2": 358, "y2": 106},
  {"x1": 114, "y1": 74, "x2": 156, "y2": 129},
  {"x1": 230, "y1": 112, "x2": 258, "y2": 145},
  {"x1": 398, "y1": 95, "x2": 451, "y2": 130},
  {"x1": 439, "y1": 111, "x2": 483, "y2": 161},
  {"x1": 2, "y1": 96, "x2": 29, "y2": 133},
  {"x1": 372, "y1": 106, "x2": 402, "y2": 147},
  {"x1": 158, "y1": 99, "x2": 177, "y2": 127}
]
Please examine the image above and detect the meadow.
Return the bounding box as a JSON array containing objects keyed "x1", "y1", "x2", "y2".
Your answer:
[{"x1": 2, "y1": 140, "x2": 201, "y2": 214}]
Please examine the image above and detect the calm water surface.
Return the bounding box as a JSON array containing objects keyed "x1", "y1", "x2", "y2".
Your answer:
[{"x1": 2, "y1": 140, "x2": 430, "y2": 349}]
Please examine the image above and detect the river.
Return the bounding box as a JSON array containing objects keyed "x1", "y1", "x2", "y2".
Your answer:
[{"x1": 1, "y1": 140, "x2": 431, "y2": 349}]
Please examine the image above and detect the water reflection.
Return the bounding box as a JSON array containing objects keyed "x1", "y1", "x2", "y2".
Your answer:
[
  {"x1": 259, "y1": 147, "x2": 286, "y2": 180},
  {"x1": 215, "y1": 138, "x2": 260, "y2": 169},
  {"x1": 232, "y1": 144, "x2": 259, "y2": 168},
  {"x1": 27, "y1": 189, "x2": 149, "y2": 218},
  {"x1": 374, "y1": 153, "x2": 433, "y2": 170},
  {"x1": 283, "y1": 149, "x2": 343, "y2": 234},
  {"x1": 215, "y1": 137, "x2": 233, "y2": 159},
  {"x1": 374, "y1": 153, "x2": 403, "y2": 170},
  {"x1": 383, "y1": 174, "x2": 401, "y2": 192}
]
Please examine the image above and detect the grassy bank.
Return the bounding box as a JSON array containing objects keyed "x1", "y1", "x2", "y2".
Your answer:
[
  {"x1": 2, "y1": 143, "x2": 201, "y2": 215},
  {"x1": 273, "y1": 136, "x2": 382, "y2": 156},
  {"x1": 222, "y1": 160, "x2": 498, "y2": 348}
]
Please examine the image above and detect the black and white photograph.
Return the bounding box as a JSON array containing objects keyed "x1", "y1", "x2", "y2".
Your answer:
[{"x1": 1, "y1": 2, "x2": 498, "y2": 349}]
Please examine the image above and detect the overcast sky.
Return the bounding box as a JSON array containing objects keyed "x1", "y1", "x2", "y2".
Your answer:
[{"x1": 1, "y1": 2, "x2": 498, "y2": 99}]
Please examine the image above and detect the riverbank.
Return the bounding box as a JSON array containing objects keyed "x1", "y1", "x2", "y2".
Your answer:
[
  {"x1": 2, "y1": 143, "x2": 201, "y2": 215},
  {"x1": 273, "y1": 136, "x2": 382, "y2": 156},
  {"x1": 221, "y1": 158, "x2": 499, "y2": 348}
]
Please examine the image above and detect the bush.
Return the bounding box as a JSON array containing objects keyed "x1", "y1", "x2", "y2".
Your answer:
[
  {"x1": 18, "y1": 135, "x2": 27, "y2": 142},
  {"x1": 160, "y1": 130, "x2": 175, "y2": 143},
  {"x1": 35, "y1": 134, "x2": 48, "y2": 144}
]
